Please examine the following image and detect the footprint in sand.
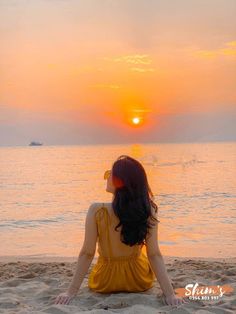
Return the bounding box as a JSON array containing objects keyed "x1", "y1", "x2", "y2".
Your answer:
[{"x1": 17, "y1": 272, "x2": 37, "y2": 279}]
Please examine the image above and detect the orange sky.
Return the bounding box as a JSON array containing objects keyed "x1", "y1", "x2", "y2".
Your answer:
[{"x1": 0, "y1": 0, "x2": 236, "y2": 145}]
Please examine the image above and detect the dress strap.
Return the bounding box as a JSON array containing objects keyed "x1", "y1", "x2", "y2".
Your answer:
[
  {"x1": 103, "y1": 203, "x2": 113, "y2": 259},
  {"x1": 96, "y1": 203, "x2": 113, "y2": 262}
]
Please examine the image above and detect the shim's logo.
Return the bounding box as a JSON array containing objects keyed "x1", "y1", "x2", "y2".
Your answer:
[{"x1": 175, "y1": 282, "x2": 234, "y2": 300}]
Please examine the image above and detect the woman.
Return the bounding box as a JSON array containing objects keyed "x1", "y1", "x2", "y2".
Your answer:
[{"x1": 54, "y1": 155, "x2": 187, "y2": 307}]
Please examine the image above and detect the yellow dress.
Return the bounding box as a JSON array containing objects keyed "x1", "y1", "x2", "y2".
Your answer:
[{"x1": 88, "y1": 203, "x2": 155, "y2": 293}]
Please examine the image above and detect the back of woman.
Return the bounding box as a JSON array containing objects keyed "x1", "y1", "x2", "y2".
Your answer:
[
  {"x1": 54, "y1": 155, "x2": 187, "y2": 308},
  {"x1": 94, "y1": 203, "x2": 142, "y2": 258},
  {"x1": 88, "y1": 155, "x2": 159, "y2": 292}
]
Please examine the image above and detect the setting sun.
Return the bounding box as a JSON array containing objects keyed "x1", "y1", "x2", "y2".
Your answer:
[{"x1": 132, "y1": 117, "x2": 140, "y2": 125}]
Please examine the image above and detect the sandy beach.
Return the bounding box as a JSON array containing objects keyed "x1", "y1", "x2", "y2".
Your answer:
[{"x1": 0, "y1": 255, "x2": 235, "y2": 314}]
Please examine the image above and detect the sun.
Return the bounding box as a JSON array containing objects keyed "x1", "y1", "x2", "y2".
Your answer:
[{"x1": 132, "y1": 117, "x2": 141, "y2": 125}]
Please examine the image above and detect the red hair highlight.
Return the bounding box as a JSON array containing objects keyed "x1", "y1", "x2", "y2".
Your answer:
[{"x1": 112, "y1": 175, "x2": 124, "y2": 188}]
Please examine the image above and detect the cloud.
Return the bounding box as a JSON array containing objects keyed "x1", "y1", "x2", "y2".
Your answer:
[
  {"x1": 130, "y1": 67, "x2": 155, "y2": 73},
  {"x1": 220, "y1": 40, "x2": 236, "y2": 56},
  {"x1": 132, "y1": 109, "x2": 153, "y2": 113},
  {"x1": 102, "y1": 54, "x2": 156, "y2": 73},
  {"x1": 103, "y1": 54, "x2": 152, "y2": 65},
  {"x1": 195, "y1": 50, "x2": 219, "y2": 58},
  {"x1": 194, "y1": 40, "x2": 236, "y2": 58}
]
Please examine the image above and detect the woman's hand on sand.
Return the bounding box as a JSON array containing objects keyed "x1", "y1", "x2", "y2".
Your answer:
[
  {"x1": 163, "y1": 293, "x2": 188, "y2": 307},
  {"x1": 54, "y1": 291, "x2": 76, "y2": 305}
]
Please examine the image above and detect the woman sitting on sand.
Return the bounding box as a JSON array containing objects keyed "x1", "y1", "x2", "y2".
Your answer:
[{"x1": 54, "y1": 155, "x2": 186, "y2": 307}]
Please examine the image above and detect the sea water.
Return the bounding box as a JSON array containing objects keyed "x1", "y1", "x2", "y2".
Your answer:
[{"x1": 0, "y1": 142, "x2": 235, "y2": 258}]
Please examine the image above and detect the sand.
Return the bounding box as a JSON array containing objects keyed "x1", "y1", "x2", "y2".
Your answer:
[{"x1": 0, "y1": 255, "x2": 235, "y2": 314}]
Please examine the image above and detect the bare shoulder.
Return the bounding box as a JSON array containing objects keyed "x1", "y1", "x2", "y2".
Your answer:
[
  {"x1": 93, "y1": 202, "x2": 112, "y2": 209},
  {"x1": 88, "y1": 202, "x2": 109, "y2": 214},
  {"x1": 86, "y1": 203, "x2": 100, "y2": 216}
]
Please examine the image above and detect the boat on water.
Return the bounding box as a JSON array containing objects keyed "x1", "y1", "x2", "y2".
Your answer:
[{"x1": 29, "y1": 141, "x2": 43, "y2": 146}]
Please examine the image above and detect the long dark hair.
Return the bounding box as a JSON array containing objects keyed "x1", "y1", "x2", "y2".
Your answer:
[{"x1": 111, "y1": 155, "x2": 160, "y2": 247}]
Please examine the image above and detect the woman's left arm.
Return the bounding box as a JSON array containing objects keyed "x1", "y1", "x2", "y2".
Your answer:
[{"x1": 54, "y1": 203, "x2": 98, "y2": 305}]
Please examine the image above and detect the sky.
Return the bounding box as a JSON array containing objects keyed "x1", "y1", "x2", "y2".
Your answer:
[{"x1": 0, "y1": 0, "x2": 236, "y2": 146}]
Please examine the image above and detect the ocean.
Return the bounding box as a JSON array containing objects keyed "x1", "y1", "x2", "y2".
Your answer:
[{"x1": 0, "y1": 142, "x2": 235, "y2": 258}]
